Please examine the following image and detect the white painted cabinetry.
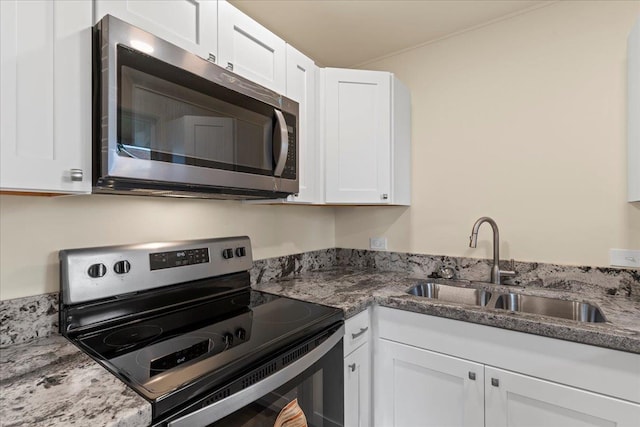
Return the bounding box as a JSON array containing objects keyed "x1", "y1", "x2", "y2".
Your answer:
[
  {"x1": 323, "y1": 68, "x2": 411, "y2": 205},
  {"x1": 377, "y1": 340, "x2": 484, "y2": 427},
  {"x1": 218, "y1": 0, "x2": 286, "y2": 94},
  {"x1": 485, "y1": 366, "x2": 640, "y2": 427},
  {"x1": 344, "y1": 309, "x2": 371, "y2": 427},
  {"x1": 374, "y1": 307, "x2": 640, "y2": 427},
  {"x1": 0, "y1": 0, "x2": 92, "y2": 194},
  {"x1": 93, "y1": 0, "x2": 217, "y2": 61},
  {"x1": 284, "y1": 45, "x2": 319, "y2": 204},
  {"x1": 628, "y1": 18, "x2": 639, "y2": 202}
]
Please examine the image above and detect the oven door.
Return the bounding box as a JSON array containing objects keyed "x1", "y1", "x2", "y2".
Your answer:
[{"x1": 165, "y1": 326, "x2": 344, "y2": 427}]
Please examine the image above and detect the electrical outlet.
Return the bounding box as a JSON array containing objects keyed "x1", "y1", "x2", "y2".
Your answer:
[
  {"x1": 370, "y1": 237, "x2": 387, "y2": 251},
  {"x1": 609, "y1": 249, "x2": 640, "y2": 268}
]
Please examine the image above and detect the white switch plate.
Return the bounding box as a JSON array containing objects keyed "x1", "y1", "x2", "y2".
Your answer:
[
  {"x1": 609, "y1": 249, "x2": 640, "y2": 268},
  {"x1": 370, "y1": 237, "x2": 387, "y2": 251}
]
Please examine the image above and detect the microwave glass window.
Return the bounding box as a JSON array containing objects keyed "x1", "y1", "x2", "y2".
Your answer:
[{"x1": 117, "y1": 47, "x2": 276, "y2": 176}]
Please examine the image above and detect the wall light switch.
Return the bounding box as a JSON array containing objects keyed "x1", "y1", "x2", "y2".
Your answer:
[
  {"x1": 370, "y1": 237, "x2": 387, "y2": 251},
  {"x1": 609, "y1": 249, "x2": 640, "y2": 268}
]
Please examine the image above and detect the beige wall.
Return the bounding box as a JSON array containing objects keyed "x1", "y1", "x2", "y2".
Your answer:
[
  {"x1": 335, "y1": 1, "x2": 640, "y2": 266},
  {"x1": 0, "y1": 195, "x2": 335, "y2": 300},
  {"x1": 2, "y1": 1, "x2": 639, "y2": 300}
]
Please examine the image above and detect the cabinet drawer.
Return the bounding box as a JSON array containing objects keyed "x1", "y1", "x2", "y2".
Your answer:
[{"x1": 345, "y1": 309, "x2": 371, "y2": 356}]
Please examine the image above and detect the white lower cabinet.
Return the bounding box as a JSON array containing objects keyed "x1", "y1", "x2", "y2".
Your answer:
[
  {"x1": 344, "y1": 309, "x2": 371, "y2": 427},
  {"x1": 344, "y1": 342, "x2": 371, "y2": 427},
  {"x1": 373, "y1": 307, "x2": 640, "y2": 427},
  {"x1": 377, "y1": 339, "x2": 483, "y2": 427},
  {"x1": 485, "y1": 366, "x2": 640, "y2": 427}
]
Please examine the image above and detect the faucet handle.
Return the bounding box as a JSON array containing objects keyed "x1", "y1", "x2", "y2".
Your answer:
[{"x1": 499, "y1": 259, "x2": 517, "y2": 283}]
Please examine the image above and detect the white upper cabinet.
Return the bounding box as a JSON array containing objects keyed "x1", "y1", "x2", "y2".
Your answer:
[
  {"x1": 323, "y1": 68, "x2": 411, "y2": 205},
  {"x1": 1, "y1": 0, "x2": 92, "y2": 194},
  {"x1": 218, "y1": 0, "x2": 286, "y2": 94},
  {"x1": 284, "y1": 45, "x2": 319, "y2": 204},
  {"x1": 628, "y1": 18, "x2": 639, "y2": 202},
  {"x1": 94, "y1": 0, "x2": 218, "y2": 61}
]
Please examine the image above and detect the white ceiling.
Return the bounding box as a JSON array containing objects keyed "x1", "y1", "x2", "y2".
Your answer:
[{"x1": 229, "y1": 0, "x2": 553, "y2": 68}]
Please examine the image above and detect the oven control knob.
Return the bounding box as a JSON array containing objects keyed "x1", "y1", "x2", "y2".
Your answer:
[
  {"x1": 87, "y1": 263, "x2": 107, "y2": 278},
  {"x1": 114, "y1": 260, "x2": 131, "y2": 274},
  {"x1": 235, "y1": 247, "x2": 246, "y2": 257},
  {"x1": 223, "y1": 333, "x2": 234, "y2": 346},
  {"x1": 222, "y1": 248, "x2": 234, "y2": 259},
  {"x1": 235, "y1": 328, "x2": 246, "y2": 340}
]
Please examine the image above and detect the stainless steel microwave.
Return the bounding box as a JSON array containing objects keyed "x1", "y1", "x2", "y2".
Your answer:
[{"x1": 93, "y1": 15, "x2": 298, "y2": 199}]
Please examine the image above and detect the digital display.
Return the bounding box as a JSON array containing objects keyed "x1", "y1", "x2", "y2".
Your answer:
[{"x1": 149, "y1": 248, "x2": 209, "y2": 270}]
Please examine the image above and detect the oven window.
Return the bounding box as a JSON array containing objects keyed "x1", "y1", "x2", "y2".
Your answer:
[
  {"x1": 211, "y1": 340, "x2": 343, "y2": 427},
  {"x1": 116, "y1": 46, "x2": 275, "y2": 176}
]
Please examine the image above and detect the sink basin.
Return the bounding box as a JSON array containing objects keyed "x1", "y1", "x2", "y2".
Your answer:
[
  {"x1": 407, "y1": 283, "x2": 492, "y2": 306},
  {"x1": 494, "y1": 293, "x2": 606, "y2": 323}
]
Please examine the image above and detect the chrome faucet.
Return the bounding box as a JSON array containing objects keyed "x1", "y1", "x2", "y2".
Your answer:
[{"x1": 469, "y1": 217, "x2": 516, "y2": 284}]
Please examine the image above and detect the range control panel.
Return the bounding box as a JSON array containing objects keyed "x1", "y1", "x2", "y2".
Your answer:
[
  {"x1": 150, "y1": 248, "x2": 210, "y2": 271},
  {"x1": 60, "y1": 236, "x2": 253, "y2": 305}
]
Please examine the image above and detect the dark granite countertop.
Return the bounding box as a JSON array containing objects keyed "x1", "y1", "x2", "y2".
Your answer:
[
  {"x1": 1, "y1": 267, "x2": 638, "y2": 426},
  {"x1": 253, "y1": 268, "x2": 640, "y2": 353},
  {"x1": 0, "y1": 335, "x2": 151, "y2": 426}
]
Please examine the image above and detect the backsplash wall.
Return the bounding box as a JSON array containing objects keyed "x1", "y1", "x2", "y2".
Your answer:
[
  {"x1": 2, "y1": 247, "x2": 637, "y2": 347},
  {"x1": 0, "y1": 194, "x2": 335, "y2": 300}
]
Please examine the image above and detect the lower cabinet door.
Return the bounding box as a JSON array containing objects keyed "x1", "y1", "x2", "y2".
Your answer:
[
  {"x1": 375, "y1": 339, "x2": 484, "y2": 427},
  {"x1": 344, "y1": 342, "x2": 370, "y2": 427},
  {"x1": 485, "y1": 366, "x2": 640, "y2": 427}
]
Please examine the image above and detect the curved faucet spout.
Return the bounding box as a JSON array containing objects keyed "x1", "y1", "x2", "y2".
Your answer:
[{"x1": 469, "y1": 216, "x2": 514, "y2": 284}]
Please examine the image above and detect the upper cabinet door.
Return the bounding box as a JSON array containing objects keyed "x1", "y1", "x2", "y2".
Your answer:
[
  {"x1": 94, "y1": 0, "x2": 217, "y2": 61},
  {"x1": 285, "y1": 45, "x2": 318, "y2": 204},
  {"x1": 218, "y1": 0, "x2": 286, "y2": 94},
  {"x1": 324, "y1": 68, "x2": 392, "y2": 204},
  {"x1": 1, "y1": 0, "x2": 92, "y2": 194}
]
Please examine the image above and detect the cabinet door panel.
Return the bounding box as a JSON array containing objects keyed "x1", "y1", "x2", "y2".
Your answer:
[
  {"x1": 218, "y1": 0, "x2": 286, "y2": 94},
  {"x1": 285, "y1": 45, "x2": 318, "y2": 203},
  {"x1": 344, "y1": 342, "x2": 371, "y2": 427},
  {"x1": 375, "y1": 339, "x2": 484, "y2": 427},
  {"x1": 94, "y1": 0, "x2": 217, "y2": 60},
  {"x1": 1, "y1": 0, "x2": 91, "y2": 193},
  {"x1": 485, "y1": 367, "x2": 640, "y2": 427},
  {"x1": 324, "y1": 68, "x2": 391, "y2": 204}
]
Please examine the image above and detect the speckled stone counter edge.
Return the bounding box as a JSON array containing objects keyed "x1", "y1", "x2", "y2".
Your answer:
[{"x1": 2, "y1": 247, "x2": 637, "y2": 347}]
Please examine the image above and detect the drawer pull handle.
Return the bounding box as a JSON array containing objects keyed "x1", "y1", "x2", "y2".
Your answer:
[
  {"x1": 348, "y1": 363, "x2": 356, "y2": 372},
  {"x1": 468, "y1": 372, "x2": 476, "y2": 381},
  {"x1": 491, "y1": 378, "x2": 499, "y2": 387},
  {"x1": 351, "y1": 327, "x2": 369, "y2": 339}
]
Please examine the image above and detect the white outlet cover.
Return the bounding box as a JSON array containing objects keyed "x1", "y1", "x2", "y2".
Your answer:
[
  {"x1": 609, "y1": 249, "x2": 640, "y2": 268},
  {"x1": 370, "y1": 237, "x2": 387, "y2": 251}
]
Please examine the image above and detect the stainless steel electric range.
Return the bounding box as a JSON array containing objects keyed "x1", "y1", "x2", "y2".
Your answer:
[{"x1": 59, "y1": 236, "x2": 344, "y2": 426}]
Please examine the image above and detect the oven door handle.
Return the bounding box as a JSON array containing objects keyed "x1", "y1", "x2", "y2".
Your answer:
[
  {"x1": 272, "y1": 109, "x2": 289, "y2": 177},
  {"x1": 167, "y1": 325, "x2": 344, "y2": 427}
]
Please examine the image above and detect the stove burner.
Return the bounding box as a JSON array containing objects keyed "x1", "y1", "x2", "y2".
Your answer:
[
  {"x1": 104, "y1": 325, "x2": 163, "y2": 348},
  {"x1": 260, "y1": 304, "x2": 312, "y2": 324}
]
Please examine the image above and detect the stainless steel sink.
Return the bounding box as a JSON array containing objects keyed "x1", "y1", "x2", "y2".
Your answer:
[
  {"x1": 407, "y1": 283, "x2": 492, "y2": 306},
  {"x1": 494, "y1": 293, "x2": 606, "y2": 323}
]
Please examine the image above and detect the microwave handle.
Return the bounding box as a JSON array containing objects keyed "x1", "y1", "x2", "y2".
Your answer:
[
  {"x1": 273, "y1": 109, "x2": 289, "y2": 177},
  {"x1": 167, "y1": 325, "x2": 344, "y2": 427}
]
